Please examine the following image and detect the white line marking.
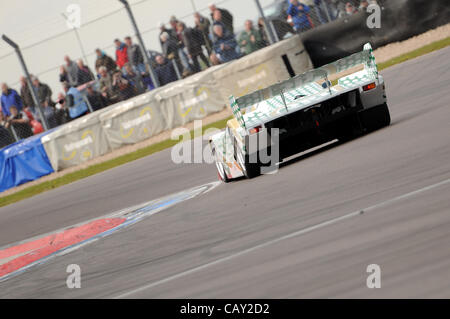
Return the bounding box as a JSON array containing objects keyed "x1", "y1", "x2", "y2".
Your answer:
[{"x1": 113, "y1": 177, "x2": 450, "y2": 298}]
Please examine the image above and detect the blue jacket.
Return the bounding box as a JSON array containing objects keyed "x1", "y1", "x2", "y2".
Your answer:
[
  {"x1": 67, "y1": 87, "x2": 88, "y2": 119},
  {"x1": 287, "y1": 2, "x2": 311, "y2": 30},
  {"x1": 213, "y1": 34, "x2": 239, "y2": 63},
  {"x1": 1, "y1": 89, "x2": 23, "y2": 117}
]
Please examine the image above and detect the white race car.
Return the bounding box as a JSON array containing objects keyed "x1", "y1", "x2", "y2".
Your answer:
[{"x1": 210, "y1": 43, "x2": 390, "y2": 182}]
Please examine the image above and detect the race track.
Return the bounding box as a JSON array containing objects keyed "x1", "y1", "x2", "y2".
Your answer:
[{"x1": 0, "y1": 47, "x2": 449, "y2": 298}]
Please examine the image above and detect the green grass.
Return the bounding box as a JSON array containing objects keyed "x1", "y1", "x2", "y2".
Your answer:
[
  {"x1": 1, "y1": 37, "x2": 450, "y2": 207},
  {"x1": 377, "y1": 37, "x2": 450, "y2": 70}
]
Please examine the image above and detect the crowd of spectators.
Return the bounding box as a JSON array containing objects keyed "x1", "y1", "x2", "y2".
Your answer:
[{"x1": 0, "y1": 0, "x2": 372, "y2": 149}]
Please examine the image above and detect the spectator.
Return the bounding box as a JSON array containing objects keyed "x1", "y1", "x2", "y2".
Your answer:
[
  {"x1": 112, "y1": 70, "x2": 137, "y2": 102},
  {"x1": 177, "y1": 22, "x2": 210, "y2": 73},
  {"x1": 161, "y1": 32, "x2": 180, "y2": 61},
  {"x1": 209, "y1": 52, "x2": 222, "y2": 66},
  {"x1": 211, "y1": 9, "x2": 231, "y2": 42},
  {"x1": 76, "y1": 59, "x2": 95, "y2": 86},
  {"x1": 98, "y1": 66, "x2": 117, "y2": 104},
  {"x1": 212, "y1": 24, "x2": 240, "y2": 63},
  {"x1": 31, "y1": 76, "x2": 53, "y2": 107},
  {"x1": 287, "y1": 0, "x2": 312, "y2": 33},
  {"x1": 114, "y1": 39, "x2": 129, "y2": 72},
  {"x1": 95, "y1": 49, "x2": 117, "y2": 74},
  {"x1": 0, "y1": 112, "x2": 14, "y2": 148},
  {"x1": 54, "y1": 92, "x2": 70, "y2": 125},
  {"x1": 64, "y1": 55, "x2": 80, "y2": 87},
  {"x1": 86, "y1": 84, "x2": 108, "y2": 112},
  {"x1": 170, "y1": 16, "x2": 192, "y2": 74},
  {"x1": 238, "y1": 20, "x2": 263, "y2": 55},
  {"x1": 59, "y1": 65, "x2": 69, "y2": 84},
  {"x1": 154, "y1": 55, "x2": 178, "y2": 86},
  {"x1": 340, "y1": 2, "x2": 357, "y2": 17},
  {"x1": 123, "y1": 62, "x2": 145, "y2": 94},
  {"x1": 4, "y1": 105, "x2": 33, "y2": 140},
  {"x1": 194, "y1": 12, "x2": 213, "y2": 55},
  {"x1": 19, "y1": 76, "x2": 34, "y2": 108},
  {"x1": 158, "y1": 22, "x2": 178, "y2": 51},
  {"x1": 257, "y1": 18, "x2": 270, "y2": 48},
  {"x1": 125, "y1": 36, "x2": 146, "y2": 74},
  {"x1": 1, "y1": 83, "x2": 23, "y2": 117},
  {"x1": 41, "y1": 99, "x2": 58, "y2": 129},
  {"x1": 64, "y1": 82, "x2": 89, "y2": 120},
  {"x1": 209, "y1": 4, "x2": 234, "y2": 34}
]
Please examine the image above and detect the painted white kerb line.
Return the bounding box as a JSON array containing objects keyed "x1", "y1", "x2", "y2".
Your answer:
[{"x1": 113, "y1": 177, "x2": 450, "y2": 298}]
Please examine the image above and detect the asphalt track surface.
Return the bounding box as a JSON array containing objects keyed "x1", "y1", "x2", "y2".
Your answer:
[{"x1": 0, "y1": 47, "x2": 449, "y2": 298}]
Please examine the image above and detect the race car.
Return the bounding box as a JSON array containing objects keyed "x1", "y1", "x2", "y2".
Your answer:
[{"x1": 209, "y1": 43, "x2": 390, "y2": 182}]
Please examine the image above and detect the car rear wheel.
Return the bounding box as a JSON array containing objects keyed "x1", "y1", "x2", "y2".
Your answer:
[
  {"x1": 235, "y1": 141, "x2": 261, "y2": 179},
  {"x1": 359, "y1": 103, "x2": 391, "y2": 132}
]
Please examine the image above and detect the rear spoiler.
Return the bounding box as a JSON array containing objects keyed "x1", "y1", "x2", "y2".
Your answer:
[{"x1": 230, "y1": 43, "x2": 378, "y2": 129}]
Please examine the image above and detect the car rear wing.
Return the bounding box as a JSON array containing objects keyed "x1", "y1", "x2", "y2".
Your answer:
[{"x1": 230, "y1": 43, "x2": 379, "y2": 129}]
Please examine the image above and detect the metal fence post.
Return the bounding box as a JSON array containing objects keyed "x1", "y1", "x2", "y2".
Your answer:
[
  {"x1": 172, "y1": 59, "x2": 182, "y2": 80},
  {"x1": 253, "y1": 0, "x2": 277, "y2": 45},
  {"x1": 119, "y1": 0, "x2": 160, "y2": 88},
  {"x1": 2, "y1": 34, "x2": 49, "y2": 131}
]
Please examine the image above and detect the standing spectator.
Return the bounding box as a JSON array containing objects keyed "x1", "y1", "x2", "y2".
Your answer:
[
  {"x1": 158, "y1": 22, "x2": 178, "y2": 51},
  {"x1": 123, "y1": 63, "x2": 145, "y2": 94},
  {"x1": 59, "y1": 66, "x2": 69, "y2": 84},
  {"x1": 4, "y1": 105, "x2": 33, "y2": 140},
  {"x1": 19, "y1": 76, "x2": 39, "y2": 122},
  {"x1": 125, "y1": 36, "x2": 146, "y2": 74},
  {"x1": 41, "y1": 99, "x2": 58, "y2": 129},
  {"x1": 211, "y1": 9, "x2": 230, "y2": 40},
  {"x1": 209, "y1": 4, "x2": 234, "y2": 35},
  {"x1": 1, "y1": 83, "x2": 23, "y2": 117},
  {"x1": 76, "y1": 59, "x2": 95, "y2": 86},
  {"x1": 111, "y1": 70, "x2": 136, "y2": 102},
  {"x1": 170, "y1": 16, "x2": 192, "y2": 75},
  {"x1": 154, "y1": 55, "x2": 178, "y2": 86},
  {"x1": 212, "y1": 24, "x2": 239, "y2": 63},
  {"x1": 54, "y1": 92, "x2": 70, "y2": 125},
  {"x1": 194, "y1": 12, "x2": 212, "y2": 55},
  {"x1": 64, "y1": 55, "x2": 80, "y2": 87},
  {"x1": 19, "y1": 76, "x2": 34, "y2": 109},
  {"x1": 161, "y1": 32, "x2": 180, "y2": 61},
  {"x1": 64, "y1": 82, "x2": 89, "y2": 120},
  {"x1": 0, "y1": 111, "x2": 14, "y2": 148},
  {"x1": 95, "y1": 49, "x2": 117, "y2": 74},
  {"x1": 98, "y1": 66, "x2": 117, "y2": 104},
  {"x1": 31, "y1": 76, "x2": 53, "y2": 107},
  {"x1": 238, "y1": 20, "x2": 263, "y2": 55},
  {"x1": 114, "y1": 39, "x2": 129, "y2": 72},
  {"x1": 86, "y1": 84, "x2": 108, "y2": 111},
  {"x1": 177, "y1": 22, "x2": 210, "y2": 73},
  {"x1": 287, "y1": 0, "x2": 312, "y2": 33},
  {"x1": 257, "y1": 18, "x2": 270, "y2": 48}
]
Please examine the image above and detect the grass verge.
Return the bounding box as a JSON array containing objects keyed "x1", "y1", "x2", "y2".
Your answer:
[{"x1": 1, "y1": 37, "x2": 449, "y2": 207}]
